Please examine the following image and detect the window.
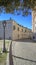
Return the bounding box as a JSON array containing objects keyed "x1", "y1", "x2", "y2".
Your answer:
[
  {"x1": 17, "y1": 27, "x2": 19, "y2": 31},
  {"x1": 22, "y1": 29, "x2": 23, "y2": 32},
  {"x1": 25, "y1": 29, "x2": 26, "y2": 32},
  {"x1": 13, "y1": 25, "x2": 15, "y2": 30},
  {"x1": 23, "y1": 29, "x2": 26, "y2": 32},
  {"x1": 33, "y1": 36, "x2": 35, "y2": 39}
]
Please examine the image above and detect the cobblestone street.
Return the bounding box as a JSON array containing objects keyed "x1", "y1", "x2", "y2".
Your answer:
[{"x1": 12, "y1": 41, "x2": 36, "y2": 65}]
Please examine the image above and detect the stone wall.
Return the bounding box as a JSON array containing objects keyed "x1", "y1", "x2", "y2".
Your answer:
[
  {"x1": 0, "y1": 20, "x2": 32, "y2": 40},
  {"x1": 0, "y1": 20, "x2": 12, "y2": 39},
  {"x1": 12, "y1": 21, "x2": 32, "y2": 40}
]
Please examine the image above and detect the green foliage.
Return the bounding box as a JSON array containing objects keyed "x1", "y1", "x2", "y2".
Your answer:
[
  {"x1": 0, "y1": 0, "x2": 36, "y2": 15},
  {"x1": 0, "y1": 53, "x2": 7, "y2": 65}
]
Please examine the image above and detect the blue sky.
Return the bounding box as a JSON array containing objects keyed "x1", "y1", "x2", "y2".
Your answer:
[{"x1": 0, "y1": 12, "x2": 32, "y2": 29}]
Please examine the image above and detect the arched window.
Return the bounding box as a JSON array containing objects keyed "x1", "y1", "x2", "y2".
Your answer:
[
  {"x1": 13, "y1": 25, "x2": 15, "y2": 30},
  {"x1": 22, "y1": 29, "x2": 23, "y2": 32},
  {"x1": 17, "y1": 27, "x2": 19, "y2": 31},
  {"x1": 25, "y1": 29, "x2": 26, "y2": 32}
]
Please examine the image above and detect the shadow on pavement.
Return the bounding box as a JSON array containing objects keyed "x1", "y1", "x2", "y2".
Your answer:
[{"x1": 13, "y1": 38, "x2": 36, "y2": 43}]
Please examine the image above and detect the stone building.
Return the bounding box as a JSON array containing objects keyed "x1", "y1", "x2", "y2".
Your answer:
[
  {"x1": 32, "y1": 6, "x2": 36, "y2": 32},
  {"x1": 13, "y1": 21, "x2": 24, "y2": 40},
  {"x1": 12, "y1": 21, "x2": 32, "y2": 40},
  {"x1": 0, "y1": 20, "x2": 12, "y2": 39},
  {"x1": 32, "y1": 6, "x2": 36, "y2": 40},
  {"x1": 0, "y1": 20, "x2": 32, "y2": 40}
]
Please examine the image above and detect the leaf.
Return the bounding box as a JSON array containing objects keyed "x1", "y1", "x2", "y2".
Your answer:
[{"x1": 0, "y1": 0, "x2": 36, "y2": 16}]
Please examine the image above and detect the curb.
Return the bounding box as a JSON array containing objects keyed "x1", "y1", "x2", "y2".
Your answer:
[{"x1": 6, "y1": 41, "x2": 11, "y2": 65}]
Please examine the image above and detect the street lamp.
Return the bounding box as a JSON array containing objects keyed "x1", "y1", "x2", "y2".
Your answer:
[{"x1": 2, "y1": 21, "x2": 7, "y2": 52}]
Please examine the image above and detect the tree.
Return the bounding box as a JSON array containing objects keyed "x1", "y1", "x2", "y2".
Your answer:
[{"x1": 0, "y1": 0, "x2": 36, "y2": 15}]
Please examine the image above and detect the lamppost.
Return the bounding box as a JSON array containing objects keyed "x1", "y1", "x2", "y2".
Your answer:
[{"x1": 2, "y1": 21, "x2": 7, "y2": 52}]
